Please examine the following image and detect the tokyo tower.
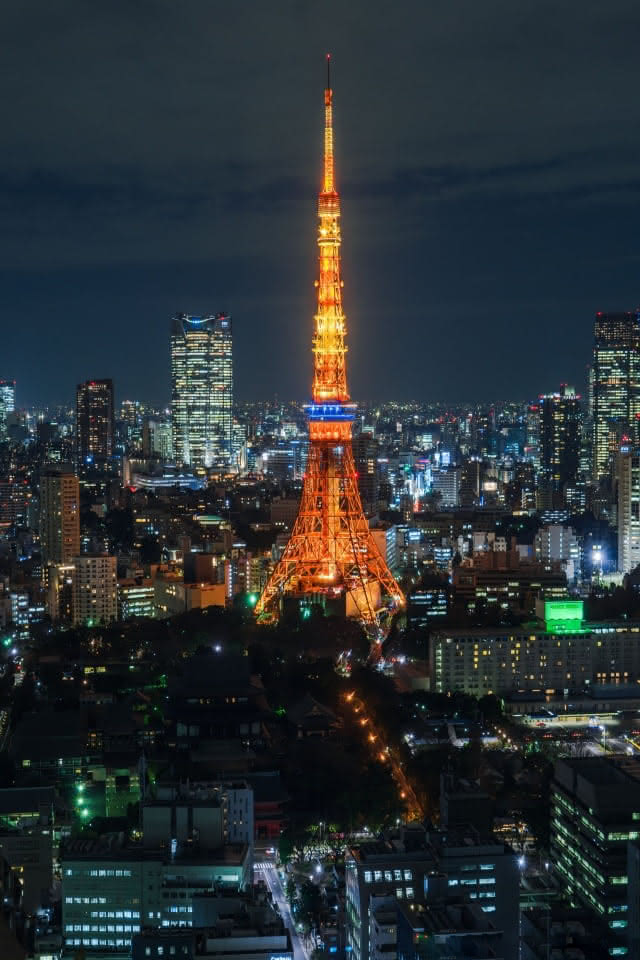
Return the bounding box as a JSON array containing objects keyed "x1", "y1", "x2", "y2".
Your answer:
[{"x1": 256, "y1": 57, "x2": 405, "y2": 630}]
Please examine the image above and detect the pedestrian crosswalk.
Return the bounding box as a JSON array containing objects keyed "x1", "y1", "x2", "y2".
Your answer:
[{"x1": 254, "y1": 861, "x2": 275, "y2": 870}]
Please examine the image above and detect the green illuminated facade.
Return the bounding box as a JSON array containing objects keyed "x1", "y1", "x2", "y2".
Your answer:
[{"x1": 544, "y1": 599, "x2": 585, "y2": 632}]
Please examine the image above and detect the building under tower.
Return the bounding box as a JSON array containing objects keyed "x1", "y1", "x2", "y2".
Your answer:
[
  {"x1": 170, "y1": 313, "x2": 233, "y2": 470},
  {"x1": 256, "y1": 59, "x2": 404, "y2": 632}
]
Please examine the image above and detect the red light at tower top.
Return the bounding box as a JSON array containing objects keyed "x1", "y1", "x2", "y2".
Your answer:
[{"x1": 255, "y1": 59, "x2": 405, "y2": 632}]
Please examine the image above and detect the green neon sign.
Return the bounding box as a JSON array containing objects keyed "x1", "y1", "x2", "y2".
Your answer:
[{"x1": 544, "y1": 600, "x2": 584, "y2": 632}]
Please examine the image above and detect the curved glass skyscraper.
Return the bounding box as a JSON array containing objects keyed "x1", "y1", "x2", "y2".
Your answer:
[{"x1": 170, "y1": 313, "x2": 233, "y2": 470}]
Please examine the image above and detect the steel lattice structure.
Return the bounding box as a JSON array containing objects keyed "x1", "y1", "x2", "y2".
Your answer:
[{"x1": 256, "y1": 58, "x2": 405, "y2": 629}]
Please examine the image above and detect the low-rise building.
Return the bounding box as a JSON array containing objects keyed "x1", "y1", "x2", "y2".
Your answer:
[
  {"x1": 61, "y1": 836, "x2": 251, "y2": 955},
  {"x1": 131, "y1": 889, "x2": 292, "y2": 960},
  {"x1": 452, "y1": 545, "x2": 566, "y2": 616},
  {"x1": 117, "y1": 577, "x2": 155, "y2": 620},
  {"x1": 154, "y1": 575, "x2": 226, "y2": 617},
  {"x1": 396, "y1": 892, "x2": 505, "y2": 960},
  {"x1": 345, "y1": 824, "x2": 517, "y2": 960}
]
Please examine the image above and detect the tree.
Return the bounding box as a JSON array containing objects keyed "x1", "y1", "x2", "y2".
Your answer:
[
  {"x1": 279, "y1": 830, "x2": 296, "y2": 866},
  {"x1": 478, "y1": 694, "x2": 503, "y2": 724},
  {"x1": 297, "y1": 880, "x2": 323, "y2": 937}
]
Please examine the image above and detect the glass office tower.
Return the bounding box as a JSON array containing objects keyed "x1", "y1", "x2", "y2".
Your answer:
[
  {"x1": 170, "y1": 313, "x2": 233, "y2": 470},
  {"x1": 592, "y1": 311, "x2": 640, "y2": 481}
]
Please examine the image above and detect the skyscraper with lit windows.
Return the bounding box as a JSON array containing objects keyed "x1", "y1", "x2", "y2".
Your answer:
[
  {"x1": 538, "y1": 385, "x2": 581, "y2": 508},
  {"x1": 0, "y1": 380, "x2": 16, "y2": 442},
  {"x1": 592, "y1": 311, "x2": 640, "y2": 481},
  {"x1": 170, "y1": 313, "x2": 233, "y2": 470},
  {"x1": 39, "y1": 467, "x2": 80, "y2": 565},
  {"x1": 617, "y1": 440, "x2": 640, "y2": 573},
  {"x1": 76, "y1": 379, "x2": 115, "y2": 464}
]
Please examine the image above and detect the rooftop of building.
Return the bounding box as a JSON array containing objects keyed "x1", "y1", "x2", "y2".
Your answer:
[
  {"x1": 397, "y1": 897, "x2": 500, "y2": 938},
  {"x1": 554, "y1": 755, "x2": 640, "y2": 814},
  {"x1": 168, "y1": 653, "x2": 258, "y2": 698},
  {"x1": 0, "y1": 786, "x2": 55, "y2": 814},
  {"x1": 132, "y1": 924, "x2": 292, "y2": 959},
  {"x1": 143, "y1": 795, "x2": 223, "y2": 810},
  {"x1": 60, "y1": 833, "x2": 249, "y2": 865},
  {"x1": 433, "y1": 619, "x2": 640, "y2": 639},
  {"x1": 349, "y1": 824, "x2": 512, "y2": 866}
]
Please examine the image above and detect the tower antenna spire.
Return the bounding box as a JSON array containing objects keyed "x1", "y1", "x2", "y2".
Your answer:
[{"x1": 323, "y1": 54, "x2": 334, "y2": 194}]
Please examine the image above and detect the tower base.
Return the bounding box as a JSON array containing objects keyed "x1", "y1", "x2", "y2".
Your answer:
[{"x1": 257, "y1": 429, "x2": 404, "y2": 630}]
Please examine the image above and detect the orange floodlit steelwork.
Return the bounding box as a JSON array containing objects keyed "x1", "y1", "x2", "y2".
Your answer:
[{"x1": 256, "y1": 57, "x2": 405, "y2": 631}]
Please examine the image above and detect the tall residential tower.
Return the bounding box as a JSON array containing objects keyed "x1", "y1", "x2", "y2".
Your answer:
[
  {"x1": 39, "y1": 467, "x2": 80, "y2": 566},
  {"x1": 170, "y1": 313, "x2": 233, "y2": 470},
  {"x1": 538, "y1": 385, "x2": 581, "y2": 508},
  {"x1": 76, "y1": 379, "x2": 115, "y2": 464}
]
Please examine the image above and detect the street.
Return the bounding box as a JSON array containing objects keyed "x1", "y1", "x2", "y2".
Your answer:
[
  {"x1": 345, "y1": 691, "x2": 423, "y2": 820},
  {"x1": 255, "y1": 860, "x2": 310, "y2": 960}
]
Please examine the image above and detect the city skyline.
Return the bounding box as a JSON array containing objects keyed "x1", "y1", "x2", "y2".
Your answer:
[
  {"x1": 5, "y1": 2, "x2": 640, "y2": 405},
  {"x1": 5, "y1": 8, "x2": 640, "y2": 959}
]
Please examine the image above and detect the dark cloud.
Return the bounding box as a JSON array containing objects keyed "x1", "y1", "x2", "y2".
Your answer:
[{"x1": 3, "y1": 0, "x2": 640, "y2": 404}]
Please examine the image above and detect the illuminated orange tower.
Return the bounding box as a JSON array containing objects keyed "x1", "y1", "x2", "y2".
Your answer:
[{"x1": 256, "y1": 57, "x2": 404, "y2": 630}]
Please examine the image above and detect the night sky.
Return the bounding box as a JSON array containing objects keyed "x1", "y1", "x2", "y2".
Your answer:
[{"x1": 4, "y1": 1, "x2": 640, "y2": 407}]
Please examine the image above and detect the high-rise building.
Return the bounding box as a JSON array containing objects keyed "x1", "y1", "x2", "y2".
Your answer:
[
  {"x1": 617, "y1": 440, "x2": 640, "y2": 573},
  {"x1": 119, "y1": 399, "x2": 143, "y2": 453},
  {"x1": 353, "y1": 431, "x2": 379, "y2": 516},
  {"x1": 0, "y1": 380, "x2": 16, "y2": 442},
  {"x1": 39, "y1": 468, "x2": 80, "y2": 565},
  {"x1": 538, "y1": 385, "x2": 581, "y2": 508},
  {"x1": 72, "y1": 554, "x2": 117, "y2": 626},
  {"x1": 534, "y1": 523, "x2": 582, "y2": 583},
  {"x1": 142, "y1": 419, "x2": 173, "y2": 461},
  {"x1": 551, "y1": 756, "x2": 640, "y2": 954},
  {"x1": 171, "y1": 313, "x2": 233, "y2": 469},
  {"x1": 76, "y1": 379, "x2": 115, "y2": 464},
  {"x1": 592, "y1": 312, "x2": 640, "y2": 482},
  {"x1": 0, "y1": 475, "x2": 30, "y2": 529},
  {"x1": 430, "y1": 467, "x2": 461, "y2": 508},
  {"x1": 524, "y1": 402, "x2": 540, "y2": 467}
]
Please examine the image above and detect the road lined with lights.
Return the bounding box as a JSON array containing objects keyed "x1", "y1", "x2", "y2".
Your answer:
[
  {"x1": 345, "y1": 691, "x2": 423, "y2": 820},
  {"x1": 255, "y1": 861, "x2": 309, "y2": 960}
]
